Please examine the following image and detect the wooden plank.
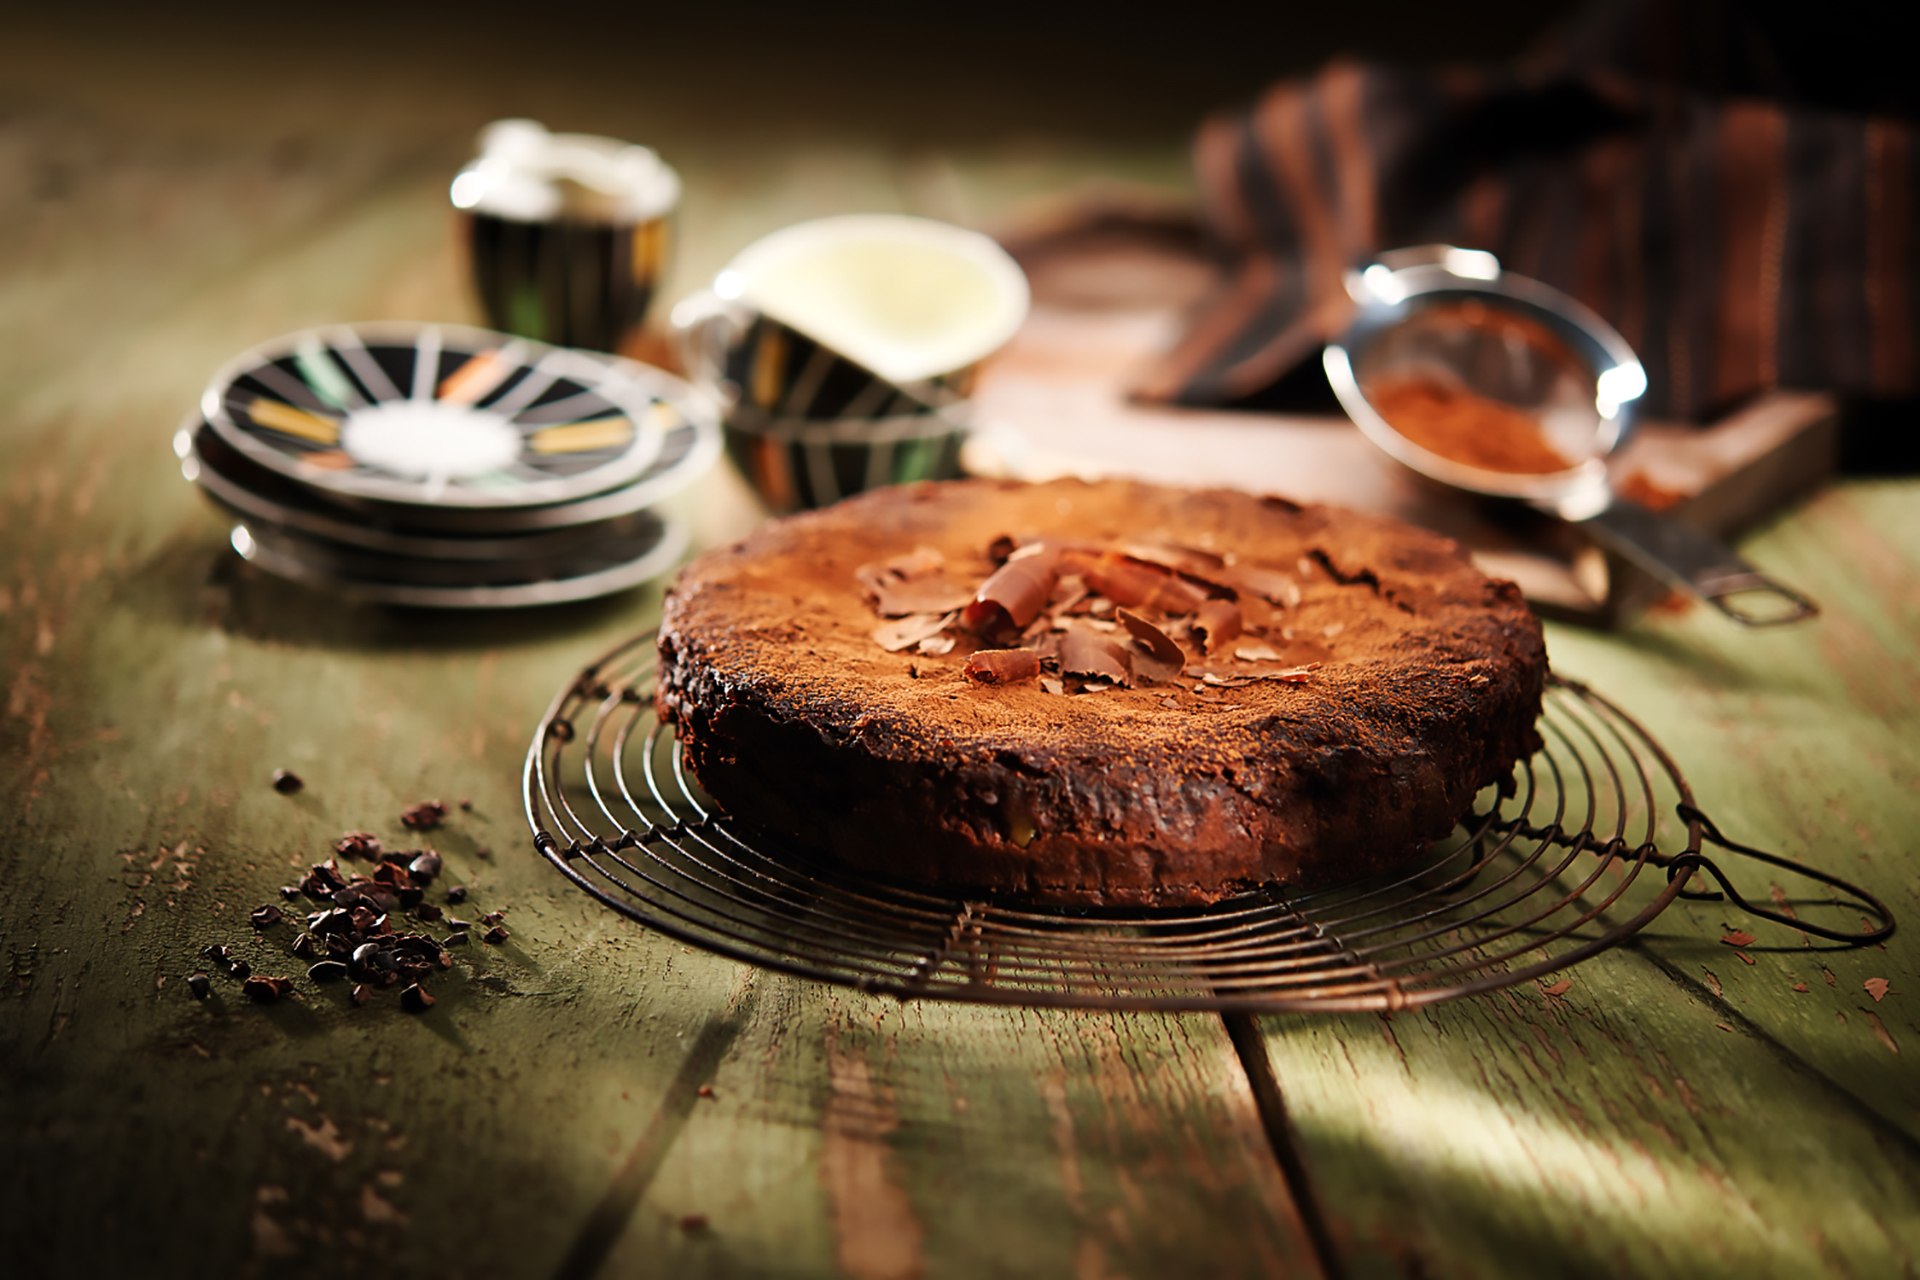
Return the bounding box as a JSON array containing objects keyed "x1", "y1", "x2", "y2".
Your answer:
[
  {"x1": 1255, "y1": 964, "x2": 1920, "y2": 1279},
  {"x1": 592, "y1": 980, "x2": 1318, "y2": 1279},
  {"x1": 0, "y1": 58, "x2": 1312, "y2": 1280},
  {"x1": 1246, "y1": 481, "x2": 1920, "y2": 1278},
  {"x1": 11, "y1": 21, "x2": 1919, "y2": 1280},
  {"x1": 0, "y1": 482, "x2": 1320, "y2": 1276}
]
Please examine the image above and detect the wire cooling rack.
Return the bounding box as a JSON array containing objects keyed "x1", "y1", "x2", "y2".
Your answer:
[{"x1": 523, "y1": 631, "x2": 1893, "y2": 1014}]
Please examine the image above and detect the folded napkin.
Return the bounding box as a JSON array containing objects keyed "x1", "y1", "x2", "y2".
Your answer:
[{"x1": 1140, "y1": 0, "x2": 1918, "y2": 422}]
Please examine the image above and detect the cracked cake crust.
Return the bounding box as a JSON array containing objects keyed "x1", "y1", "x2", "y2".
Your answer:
[{"x1": 655, "y1": 478, "x2": 1547, "y2": 907}]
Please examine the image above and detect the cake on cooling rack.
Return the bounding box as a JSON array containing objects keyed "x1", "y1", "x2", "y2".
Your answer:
[{"x1": 654, "y1": 478, "x2": 1547, "y2": 907}]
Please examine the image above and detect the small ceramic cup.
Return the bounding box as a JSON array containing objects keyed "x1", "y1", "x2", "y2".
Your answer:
[
  {"x1": 671, "y1": 214, "x2": 1029, "y2": 511},
  {"x1": 452, "y1": 119, "x2": 681, "y2": 354}
]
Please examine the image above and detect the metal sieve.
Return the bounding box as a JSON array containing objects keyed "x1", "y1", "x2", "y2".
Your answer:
[{"x1": 1324, "y1": 246, "x2": 1816, "y2": 626}]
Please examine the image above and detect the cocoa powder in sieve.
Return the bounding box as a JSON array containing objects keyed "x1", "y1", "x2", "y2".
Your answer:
[{"x1": 1366, "y1": 377, "x2": 1574, "y2": 474}]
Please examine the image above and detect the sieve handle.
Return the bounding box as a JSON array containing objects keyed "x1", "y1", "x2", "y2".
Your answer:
[{"x1": 1570, "y1": 499, "x2": 1819, "y2": 626}]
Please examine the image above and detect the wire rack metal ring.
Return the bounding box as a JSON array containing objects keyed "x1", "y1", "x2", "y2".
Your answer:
[{"x1": 523, "y1": 630, "x2": 1889, "y2": 1014}]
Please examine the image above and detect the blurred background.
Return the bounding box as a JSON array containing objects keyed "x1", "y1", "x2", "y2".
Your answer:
[
  {"x1": 3, "y1": 10, "x2": 1916, "y2": 1279},
  {"x1": 4, "y1": 0, "x2": 1585, "y2": 336},
  {"x1": 6, "y1": 0, "x2": 1909, "y2": 448}
]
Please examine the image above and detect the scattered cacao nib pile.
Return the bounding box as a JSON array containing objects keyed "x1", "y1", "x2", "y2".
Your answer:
[
  {"x1": 189, "y1": 802, "x2": 506, "y2": 1015},
  {"x1": 859, "y1": 538, "x2": 1323, "y2": 695}
]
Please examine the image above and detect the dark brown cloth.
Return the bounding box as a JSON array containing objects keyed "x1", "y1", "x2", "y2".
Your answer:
[{"x1": 1143, "y1": 1, "x2": 1919, "y2": 421}]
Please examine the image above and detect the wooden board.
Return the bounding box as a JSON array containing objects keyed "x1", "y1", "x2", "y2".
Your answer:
[
  {"x1": 971, "y1": 207, "x2": 1839, "y2": 626},
  {"x1": 1253, "y1": 492, "x2": 1920, "y2": 1277},
  {"x1": 0, "y1": 33, "x2": 1319, "y2": 1280},
  {"x1": 4, "y1": 17, "x2": 1918, "y2": 1280}
]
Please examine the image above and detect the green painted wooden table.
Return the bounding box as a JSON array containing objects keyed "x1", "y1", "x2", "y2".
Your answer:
[{"x1": 4, "y1": 12, "x2": 1917, "y2": 1279}]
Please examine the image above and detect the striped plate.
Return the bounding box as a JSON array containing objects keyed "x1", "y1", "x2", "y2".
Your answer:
[
  {"x1": 227, "y1": 514, "x2": 690, "y2": 610},
  {"x1": 201, "y1": 322, "x2": 691, "y2": 508}
]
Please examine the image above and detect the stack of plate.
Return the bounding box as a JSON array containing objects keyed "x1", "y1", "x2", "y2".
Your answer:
[{"x1": 176, "y1": 322, "x2": 721, "y2": 608}]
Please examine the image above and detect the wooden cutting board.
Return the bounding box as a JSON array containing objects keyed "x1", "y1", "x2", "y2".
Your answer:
[{"x1": 966, "y1": 201, "x2": 1837, "y2": 627}]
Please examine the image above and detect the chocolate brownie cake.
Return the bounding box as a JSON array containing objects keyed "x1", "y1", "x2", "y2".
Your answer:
[{"x1": 655, "y1": 478, "x2": 1546, "y2": 907}]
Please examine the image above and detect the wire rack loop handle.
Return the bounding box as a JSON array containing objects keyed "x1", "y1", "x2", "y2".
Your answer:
[{"x1": 1671, "y1": 803, "x2": 1895, "y2": 945}]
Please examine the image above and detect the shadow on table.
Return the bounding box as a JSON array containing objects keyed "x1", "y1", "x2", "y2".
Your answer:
[
  {"x1": 1259, "y1": 989, "x2": 1920, "y2": 1279},
  {"x1": 123, "y1": 530, "x2": 659, "y2": 654}
]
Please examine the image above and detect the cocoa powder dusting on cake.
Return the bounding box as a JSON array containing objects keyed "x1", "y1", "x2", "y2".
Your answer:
[{"x1": 655, "y1": 479, "x2": 1547, "y2": 907}]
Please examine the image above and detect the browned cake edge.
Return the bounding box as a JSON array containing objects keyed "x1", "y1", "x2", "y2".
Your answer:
[{"x1": 656, "y1": 478, "x2": 1547, "y2": 907}]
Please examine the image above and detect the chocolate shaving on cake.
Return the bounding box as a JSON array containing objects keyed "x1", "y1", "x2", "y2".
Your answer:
[
  {"x1": 1116, "y1": 610, "x2": 1185, "y2": 684},
  {"x1": 1095, "y1": 540, "x2": 1259, "y2": 605},
  {"x1": 856, "y1": 546, "x2": 974, "y2": 617},
  {"x1": 868, "y1": 579, "x2": 974, "y2": 618},
  {"x1": 1048, "y1": 572, "x2": 1090, "y2": 615},
  {"x1": 873, "y1": 612, "x2": 956, "y2": 653},
  {"x1": 1067, "y1": 548, "x2": 1207, "y2": 614},
  {"x1": 1230, "y1": 565, "x2": 1302, "y2": 608},
  {"x1": 855, "y1": 545, "x2": 945, "y2": 592},
  {"x1": 1194, "y1": 662, "x2": 1321, "y2": 688},
  {"x1": 1191, "y1": 599, "x2": 1243, "y2": 654},
  {"x1": 963, "y1": 543, "x2": 1060, "y2": 633},
  {"x1": 857, "y1": 517, "x2": 1405, "y2": 706},
  {"x1": 963, "y1": 650, "x2": 1042, "y2": 686},
  {"x1": 1059, "y1": 624, "x2": 1131, "y2": 685},
  {"x1": 1114, "y1": 541, "x2": 1225, "y2": 578}
]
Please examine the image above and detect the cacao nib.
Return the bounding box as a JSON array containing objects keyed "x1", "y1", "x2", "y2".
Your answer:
[
  {"x1": 399, "y1": 800, "x2": 447, "y2": 831},
  {"x1": 310, "y1": 908, "x2": 352, "y2": 935},
  {"x1": 300, "y1": 861, "x2": 346, "y2": 898}
]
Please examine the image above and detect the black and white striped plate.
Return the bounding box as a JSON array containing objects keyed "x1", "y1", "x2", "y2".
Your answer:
[
  {"x1": 226, "y1": 514, "x2": 689, "y2": 609},
  {"x1": 178, "y1": 418, "x2": 649, "y2": 561},
  {"x1": 201, "y1": 322, "x2": 686, "y2": 509}
]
